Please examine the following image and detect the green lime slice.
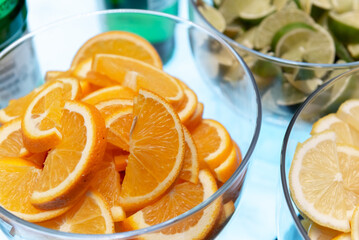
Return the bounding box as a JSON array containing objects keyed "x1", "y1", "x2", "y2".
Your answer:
[
  {"x1": 348, "y1": 43, "x2": 359, "y2": 59},
  {"x1": 331, "y1": 0, "x2": 353, "y2": 13},
  {"x1": 273, "y1": 0, "x2": 289, "y2": 10},
  {"x1": 234, "y1": 26, "x2": 257, "y2": 49},
  {"x1": 299, "y1": 0, "x2": 312, "y2": 14},
  {"x1": 219, "y1": 0, "x2": 276, "y2": 23},
  {"x1": 276, "y1": 81, "x2": 308, "y2": 106},
  {"x1": 333, "y1": 35, "x2": 354, "y2": 62},
  {"x1": 254, "y1": 7, "x2": 315, "y2": 49},
  {"x1": 199, "y1": 4, "x2": 226, "y2": 32},
  {"x1": 224, "y1": 22, "x2": 245, "y2": 39},
  {"x1": 313, "y1": 0, "x2": 332, "y2": 9},
  {"x1": 284, "y1": 73, "x2": 322, "y2": 94},
  {"x1": 328, "y1": 11, "x2": 359, "y2": 44}
]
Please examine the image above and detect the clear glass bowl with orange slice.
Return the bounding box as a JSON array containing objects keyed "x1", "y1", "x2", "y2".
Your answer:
[
  {"x1": 0, "y1": 10, "x2": 261, "y2": 240},
  {"x1": 279, "y1": 67, "x2": 359, "y2": 239}
]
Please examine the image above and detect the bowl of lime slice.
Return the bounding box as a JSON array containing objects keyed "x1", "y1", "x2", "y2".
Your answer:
[{"x1": 189, "y1": 0, "x2": 359, "y2": 120}]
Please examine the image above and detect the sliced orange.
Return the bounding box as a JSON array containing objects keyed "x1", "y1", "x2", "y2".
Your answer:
[
  {"x1": 185, "y1": 102, "x2": 204, "y2": 130},
  {"x1": 177, "y1": 88, "x2": 198, "y2": 124},
  {"x1": 38, "y1": 190, "x2": 114, "y2": 234},
  {"x1": 91, "y1": 153, "x2": 125, "y2": 222},
  {"x1": 71, "y1": 31, "x2": 162, "y2": 69},
  {"x1": 105, "y1": 106, "x2": 134, "y2": 152},
  {"x1": 84, "y1": 71, "x2": 119, "y2": 88},
  {"x1": 119, "y1": 89, "x2": 185, "y2": 211},
  {"x1": 191, "y1": 119, "x2": 233, "y2": 170},
  {"x1": 30, "y1": 101, "x2": 107, "y2": 210},
  {"x1": 214, "y1": 141, "x2": 240, "y2": 183},
  {"x1": 92, "y1": 54, "x2": 184, "y2": 106},
  {"x1": 45, "y1": 71, "x2": 72, "y2": 81},
  {"x1": 0, "y1": 157, "x2": 69, "y2": 222},
  {"x1": 0, "y1": 118, "x2": 29, "y2": 158},
  {"x1": 179, "y1": 126, "x2": 199, "y2": 184},
  {"x1": 22, "y1": 79, "x2": 82, "y2": 153},
  {"x1": 114, "y1": 153, "x2": 128, "y2": 172},
  {"x1": 95, "y1": 98, "x2": 133, "y2": 119},
  {"x1": 217, "y1": 200, "x2": 235, "y2": 226},
  {"x1": 82, "y1": 85, "x2": 135, "y2": 105},
  {"x1": 122, "y1": 169, "x2": 221, "y2": 240},
  {"x1": 0, "y1": 86, "x2": 45, "y2": 124}
]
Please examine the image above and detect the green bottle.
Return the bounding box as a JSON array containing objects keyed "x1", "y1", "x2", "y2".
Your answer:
[
  {"x1": 0, "y1": 0, "x2": 42, "y2": 108},
  {"x1": 104, "y1": 0, "x2": 178, "y2": 64}
]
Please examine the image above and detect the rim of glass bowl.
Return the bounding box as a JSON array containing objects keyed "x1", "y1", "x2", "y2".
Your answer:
[
  {"x1": 0, "y1": 9, "x2": 262, "y2": 239},
  {"x1": 189, "y1": 0, "x2": 359, "y2": 69},
  {"x1": 280, "y1": 67, "x2": 359, "y2": 239}
]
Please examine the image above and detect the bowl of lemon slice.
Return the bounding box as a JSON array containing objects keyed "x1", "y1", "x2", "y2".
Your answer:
[
  {"x1": 190, "y1": 0, "x2": 359, "y2": 120},
  {"x1": 0, "y1": 9, "x2": 261, "y2": 240},
  {"x1": 279, "y1": 67, "x2": 359, "y2": 239}
]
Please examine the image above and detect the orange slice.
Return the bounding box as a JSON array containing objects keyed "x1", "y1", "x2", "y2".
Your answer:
[
  {"x1": 179, "y1": 126, "x2": 199, "y2": 184},
  {"x1": 217, "y1": 200, "x2": 235, "y2": 226},
  {"x1": 105, "y1": 106, "x2": 134, "y2": 152},
  {"x1": 185, "y1": 102, "x2": 204, "y2": 130},
  {"x1": 177, "y1": 88, "x2": 198, "y2": 124},
  {"x1": 45, "y1": 71, "x2": 72, "y2": 81},
  {"x1": 92, "y1": 54, "x2": 184, "y2": 106},
  {"x1": 38, "y1": 190, "x2": 114, "y2": 234},
  {"x1": 82, "y1": 85, "x2": 135, "y2": 105},
  {"x1": 122, "y1": 169, "x2": 221, "y2": 240},
  {"x1": 0, "y1": 157, "x2": 69, "y2": 222},
  {"x1": 22, "y1": 79, "x2": 82, "y2": 153},
  {"x1": 91, "y1": 153, "x2": 125, "y2": 222},
  {"x1": 119, "y1": 89, "x2": 185, "y2": 211},
  {"x1": 114, "y1": 153, "x2": 128, "y2": 172},
  {"x1": 85, "y1": 71, "x2": 119, "y2": 88},
  {"x1": 191, "y1": 119, "x2": 233, "y2": 170},
  {"x1": 30, "y1": 101, "x2": 107, "y2": 210},
  {"x1": 214, "y1": 141, "x2": 241, "y2": 183},
  {"x1": 0, "y1": 118, "x2": 29, "y2": 158},
  {"x1": 71, "y1": 31, "x2": 162, "y2": 69},
  {"x1": 95, "y1": 98, "x2": 133, "y2": 119},
  {"x1": 0, "y1": 86, "x2": 45, "y2": 124}
]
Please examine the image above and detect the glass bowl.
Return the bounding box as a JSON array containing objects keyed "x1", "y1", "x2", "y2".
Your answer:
[
  {"x1": 278, "y1": 67, "x2": 359, "y2": 239},
  {"x1": 0, "y1": 9, "x2": 261, "y2": 240},
  {"x1": 188, "y1": 0, "x2": 359, "y2": 121}
]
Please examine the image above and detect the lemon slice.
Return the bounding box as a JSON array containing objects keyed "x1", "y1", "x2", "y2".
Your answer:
[
  {"x1": 308, "y1": 223, "x2": 342, "y2": 239},
  {"x1": 351, "y1": 204, "x2": 359, "y2": 240},
  {"x1": 333, "y1": 232, "x2": 352, "y2": 240},
  {"x1": 337, "y1": 99, "x2": 359, "y2": 132},
  {"x1": 289, "y1": 131, "x2": 359, "y2": 232},
  {"x1": 198, "y1": 4, "x2": 226, "y2": 32},
  {"x1": 328, "y1": 11, "x2": 359, "y2": 44},
  {"x1": 254, "y1": 7, "x2": 315, "y2": 49}
]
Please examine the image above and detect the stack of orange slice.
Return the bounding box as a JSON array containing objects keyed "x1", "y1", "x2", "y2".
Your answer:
[{"x1": 0, "y1": 31, "x2": 242, "y2": 238}]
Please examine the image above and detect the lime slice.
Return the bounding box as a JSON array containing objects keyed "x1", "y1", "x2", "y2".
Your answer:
[
  {"x1": 273, "y1": 0, "x2": 289, "y2": 10},
  {"x1": 333, "y1": 35, "x2": 355, "y2": 62},
  {"x1": 275, "y1": 24, "x2": 335, "y2": 64},
  {"x1": 219, "y1": 0, "x2": 275, "y2": 23},
  {"x1": 313, "y1": 0, "x2": 332, "y2": 10},
  {"x1": 234, "y1": 26, "x2": 257, "y2": 49},
  {"x1": 299, "y1": 0, "x2": 312, "y2": 14},
  {"x1": 224, "y1": 22, "x2": 245, "y2": 39},
  {"x1": 328, "y1": 11, "x2": 359, "y2": 44},
  {"x1": 284, "y1": 73, "x2": 322, "y2": 94},
  {"x1": 348, "y1": 43, "x2": 359, "y2": 59},
  {"x1": 198, "y1": 4, "x2": 226, "y2": 32},
  {"x1": 254, "y1": 8, "x2": 315, "y2": 49},
  {"x1": 331, "y1": 0, "x2": 354, "y2": 13},
  {"x1": 276, "y1": 81, "x2": 308, "y2": 106}
]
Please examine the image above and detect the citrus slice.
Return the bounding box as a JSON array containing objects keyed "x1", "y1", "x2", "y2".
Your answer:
[
  {"x1": 333, "y1": 233, "x2": 351, "y2": 240},
  {"x1": 254, "y1": 7, "x2": 315, "y2": 49},
  {"x1": 179, "y1": 127, "x2": 199, "y2": 184},
  {"x1": 91, "y1": 154, "x2": 125, "y2": 222},
  {"x1": 122, "y1": 169, "x2": 221, "y2": 240},
  {"x1": 217, "y1": 200, "x2": 235, "y2": 226},
  {"x1": 119, "y1": 89, "x2": 185, "y2": 211},
  {"x1": 105, "y1": 106, "x2": 134, "y2": 152},
  {"x1": 38, "y1": 190, "x2": 114, "y2": 234},
  {"x1": 191, "y1": 119, "x2": 233, "y2": 170},
  {"x1": 308, "y1": 223, "x2": 342, "y2": 240},
  {"x1": 92, "y1": 54, "x2": 184, "y2": 106},
  {"x1": 31, "y1": 101, "x2": 107, "y2": 210},
  {"x1": 22, "y1": 79, "x2": 81, "y2": 153},
  {"x1": 328, "y1": 11, "x2": 359, "y2": 44},
  {"x1": 337, "y1": 99, "x2": 359, "y2": 132},
  {"x1": 184, "y1": 102, "x2": 204, "y2": 130},
  {"x1": 84, "y1": 71, "x2": 119, "y2": 88},
  {"x1": 311, "y1": 113, "x2": 359, "y2": 147},
  {"x1": 0, "y1": 118, "x2": 29, "y2": 158},
  {"x1": 71, "y1": 31, "x2": 162, "y2": 69},
  {"x1": 0, "y1": 157, "x2": 69, "y2": 222},
  {"x1": 198, "y1": 4, "x2": 226, "y2": 32},
  {"x1": 0, "y1": 85, "x2": 44, "y2": 124},
  {"x1": 275, "y1": 23, "x2": 335, "y2": 64},
  {"x1": 114, "y1": 153, "x2": 128, "y2": 172},
  {"x1": 177, "y1": 87, "x2": 198, "y2": 124},
  {"x1": 214, "y1": 141, "x2": 241, "y2": 183},
  {"x1": 348, "y1": 43, "x2": 359, "y2": 59},
  {"x1": 71, "y1": 57, "x2": 92, "y2": 79},
  {"x1": 290, "y1": 131, "x2": 359, "y2": 232},
  {"x1": 95, "y1": 98, "x2": 133, "y2": 119},
  {"x1": 82, "y1": 85, "x2": 135, "y2": 105},
  {"x1": 351, "y1": 204, "x2": 359, "y2": 240}
]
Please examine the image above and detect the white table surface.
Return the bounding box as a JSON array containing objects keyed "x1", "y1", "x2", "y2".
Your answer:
[{"x1": 0, "y1": 0, "x2": 288, "y2": 239}]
